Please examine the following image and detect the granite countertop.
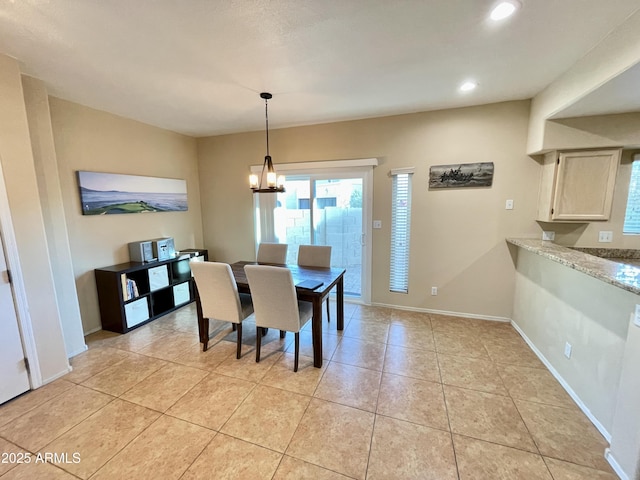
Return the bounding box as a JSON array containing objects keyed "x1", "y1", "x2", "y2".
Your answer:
[{"x1": 506, "y1": 238, "x2": 640, "y2": 295}]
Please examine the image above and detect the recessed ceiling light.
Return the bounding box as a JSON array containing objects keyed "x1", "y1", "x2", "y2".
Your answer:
[
  {"x1": 459, "y1": 81, "x2": 477, "y2": 92},
  {"x1": 490, "y1": 1, "x2": 520, "y2": 21}
]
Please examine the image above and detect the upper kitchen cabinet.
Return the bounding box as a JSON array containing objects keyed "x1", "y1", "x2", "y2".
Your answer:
[{"x1": 537, "y1": 149, "x2": 621, "y2": 222}]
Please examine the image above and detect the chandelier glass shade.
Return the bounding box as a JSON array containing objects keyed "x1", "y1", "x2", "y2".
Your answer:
[{"x1": 250, "y1": 92, "x2": 285, "y2": 193}]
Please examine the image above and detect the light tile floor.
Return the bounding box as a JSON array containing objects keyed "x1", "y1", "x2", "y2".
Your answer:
[{"x1": 0, "y1": 304, "x2": 618, "y2": 479}]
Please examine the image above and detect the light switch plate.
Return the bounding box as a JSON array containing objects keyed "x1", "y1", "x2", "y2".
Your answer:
[
  {"x1": 505, "y1": 199, "x2": 514, "y2": 210},
  {"x1": 634, "y1": 305, "x2": 640, "y2": 327},
  {"x1": 373, "y1": 220, "x2": 382, "y2": 229}
]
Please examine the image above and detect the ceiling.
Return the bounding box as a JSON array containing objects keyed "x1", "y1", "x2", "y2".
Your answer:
[{"x1": 0, "y1": 0, "x2": 638, "y2": 137}]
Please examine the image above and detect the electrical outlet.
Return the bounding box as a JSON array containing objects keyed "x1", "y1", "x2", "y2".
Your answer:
[
  {"x1": 542, "y1": 231, "x2": 555, "y2": 241},
  {"x1": 598, "y1": 231, "x2": 613, "y2": 243},
  {"x1": 505, "y1": 199, "x2": 514, "y2": 210},
  {"x1": 373, "y1": 220, "x2": 382, "y2": 229},
  {"x1": 564, "y1": 342, "x2": 572, "y2": 359},
  {"x1": 431, "y1": 286, "x2": 438, "y2": 296}
]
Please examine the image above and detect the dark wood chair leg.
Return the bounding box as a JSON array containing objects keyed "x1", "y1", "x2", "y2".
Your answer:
[
  {"x1": 195, "y1": 286, "x2": 209, "y2": 351},
  {"x1": 326, "y1": 298, "x2": 331, "y2": 322},
  {"x1": 280, "y1": 330, "x2": 286, "y2": 339},
  {"x1": 256, "y1": 327, "x2": 262, "y2": 363},
  {"x1": 232, "y1": 323, "x2": 237, "y2": 331},
  {"x1": 294, "y1": 332, "x2": 300, "y2": 372},
  {"x1": 202, "y1": 318, "x2": 210, "y2": 352},
  {"x1": 236, "y1": 323, "x2": 242, "y2": 359}
]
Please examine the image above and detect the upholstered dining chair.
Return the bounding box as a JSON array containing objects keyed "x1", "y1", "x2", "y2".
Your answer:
[
  {"x1": 256, "y1": 242, "x2": 288, "y2": 264},
  {"x1": 190, "y1": 261, "x2": 253, "y2": 358},
  {"x1": 297, "y1": 245, "x2": 332, "y2": 322},
  {"x1": 244, "y1": 264, "x2": 313, "y2": 372}
]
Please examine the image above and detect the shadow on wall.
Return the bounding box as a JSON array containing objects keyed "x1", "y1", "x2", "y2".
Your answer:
[
  {"x1": 516, "y1": 248, "x2": 629, "y2": 341},
  {"x1": 536, "y1": 222, "x2": 588, "y2": 246},
  {"x1": 75, "y1": 270, "x2": 100, "y2": 333},
  {"x1": 434, "y1": 241, "x2": 515, "y2": 320},
  {"x1": 550, "y1": 113, "x2": 640, "y2": 146}
]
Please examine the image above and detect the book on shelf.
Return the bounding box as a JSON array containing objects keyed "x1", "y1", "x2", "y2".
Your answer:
[
  {"x1": 127, "y1": 279, "x2": 138, "y2": 300},
  {"x1": 120, "y1": 275, "x2": 139, "y2": 301},
  {"x1": 120, "y1": 274, "x2": 127, "y2": 300}
]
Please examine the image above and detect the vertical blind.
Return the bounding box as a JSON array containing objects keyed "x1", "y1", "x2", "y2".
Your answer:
[
  {"x1": 390, "y1": 170, "x2": 413, "y2": 293},
  {"x1": 624, "y1": 158, "x2": 640, "y2": 234}
]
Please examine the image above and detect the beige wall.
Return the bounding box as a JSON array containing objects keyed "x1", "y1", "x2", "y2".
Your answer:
[
  {"x1": 0, "y1": 54, "x2": 69, "y2": 382},
  {"x1": 544, "y1": 113, "x2": 640, "y2": 151},
  {"x1": 22, "y1": 76, "x2": 86, "y2": 357},
  {"x1": 512, "y1": 247, "x2": 633, "y2": 434},
  {"x1": 198, "y1": 100, "x2": 540, "y2": 319},
  {"x1": 49, "y1": 98, "x2": 204, "y2": 333}
]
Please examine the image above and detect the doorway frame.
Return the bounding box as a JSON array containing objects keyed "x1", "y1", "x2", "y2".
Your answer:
[
  {"x1": 0, "y1": 156, "x2": 41, "y2": 388},
  {"x1": 251, "y1": 158, "x2": 377, "y2": 304}
]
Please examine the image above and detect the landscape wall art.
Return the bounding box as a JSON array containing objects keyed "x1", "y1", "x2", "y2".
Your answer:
[
  {"x1": 77, "y1": 171, "x2": 188, "y2": 215},
  {"x1": 428, "y1": 162, "x2": 494, "y2": 189}
]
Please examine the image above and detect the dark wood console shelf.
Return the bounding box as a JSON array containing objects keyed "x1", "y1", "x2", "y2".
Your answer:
[{"x1": 95, "y1": 249, "x2": 208, "y2": 333}]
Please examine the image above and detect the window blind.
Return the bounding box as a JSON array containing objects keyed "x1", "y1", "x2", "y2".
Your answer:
[
  {"x1": 624, "y1": 158, "x2": 640, "y2": 234},
  {"x1": 390, "y1": 171, "x2": 413, "y2": 293}
]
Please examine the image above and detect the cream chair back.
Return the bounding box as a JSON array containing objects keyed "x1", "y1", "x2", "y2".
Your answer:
[
  {"x1": 297, "y1": 245, "x2": 331, "y2": 268},
  {"x1": 256, "y1": 242, "x2": 288, "y2": 264},
  {"x1": 244, "y1": 265, "x2": 306, "y2": 333},
  {"x1": 191, "y1": 261, "x2": 253, "y2": 357},
  {"x1": 298, "y1": 244, "x2": 332, "y2": 322},
  {"x1": 245, "y1": 264, "x2": 313, "y2": 371},
  {"x1": 190, "y1": 261, "x2": 246, "y2": 324}
]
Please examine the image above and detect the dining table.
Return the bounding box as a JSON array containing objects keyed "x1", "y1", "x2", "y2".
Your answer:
[{"x1": 229, "y1": 261, "x2": 346, "y2": 368}]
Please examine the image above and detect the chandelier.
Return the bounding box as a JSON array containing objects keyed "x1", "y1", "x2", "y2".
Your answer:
[{"x1": 249, "y1": 92, "x2": 285, "y2": 193}]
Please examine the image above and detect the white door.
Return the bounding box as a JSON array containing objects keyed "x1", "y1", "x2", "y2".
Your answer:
[{"x1": 0, "y1": 229, "x2": 30, "y2": 404}]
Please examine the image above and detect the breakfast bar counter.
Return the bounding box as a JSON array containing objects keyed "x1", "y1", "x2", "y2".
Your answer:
[
  {"x1": 506, "y1": 238, "x2": 640, "y2": 295},
  {"x1": 507, "y1": 238, "x2": 640, "y2": 479}
]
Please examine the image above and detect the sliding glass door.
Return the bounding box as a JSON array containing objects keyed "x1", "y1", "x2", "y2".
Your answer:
[{"x1": 254, "y1": 163, "x2": 373, "y2": 301}]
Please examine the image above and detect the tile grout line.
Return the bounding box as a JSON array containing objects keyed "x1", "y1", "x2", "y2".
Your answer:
[
  {"x1": 432, "y1": 313, "x2": 462, "y2": 480},
  {"x1": 362, "y1": 331, "x2": 393, "y2": 480},
  {"x1": 493, "y1": 357, "x2": 545, "y2": 457},
  {"x1": 49, "y1": 305, "x2": 613, "y2": 478},
  {"x1": 174, "y1": 430, "x2": 217, "y2": 480}
]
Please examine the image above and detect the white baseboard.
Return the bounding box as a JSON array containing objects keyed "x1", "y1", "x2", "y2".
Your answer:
[
  {"x1": 511, "y1": 320, "x2": 611, "y2": 442},
  {"x1": 41, "y1": 364, "x2": 73, "y2": 385},
  {"x1": 67, "y1": 343, "x2": 88, "y2": 358},
  {"x1": 83, "y1": 326, "x2": 102, "y2": 336},
  {"x1": 370, "y1": 302, "x2": 511, "y2": 323},
  {"x1": 605, "y1": 448, "x2": 629, "y2": 480}
]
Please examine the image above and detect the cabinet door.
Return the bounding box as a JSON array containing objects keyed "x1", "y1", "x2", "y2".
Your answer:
[
  {"x1": 539, "y1": 149, "x2": 620, "y2": 222},
  {"x1": 552, "y1": 150, "x2": 620, "y2": 221}
]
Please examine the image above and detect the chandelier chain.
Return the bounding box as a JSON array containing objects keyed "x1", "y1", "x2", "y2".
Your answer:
[{"x1": 264, "y1": 96, "x2": 270, "y2": 157}]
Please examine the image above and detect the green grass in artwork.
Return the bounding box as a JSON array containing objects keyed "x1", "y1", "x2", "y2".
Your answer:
[{"x1": 84, "y1": 201, "x2": 166, "y2": 215}]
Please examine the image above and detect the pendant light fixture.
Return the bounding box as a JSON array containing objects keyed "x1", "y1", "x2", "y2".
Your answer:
[{"x1": 249, "y1": 92, "x2": 285, "y2": 193}]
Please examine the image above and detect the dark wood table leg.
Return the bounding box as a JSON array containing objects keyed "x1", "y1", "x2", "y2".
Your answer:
[
  {"x1": 337, "y1": 274, "x2": 344, "y2": 331},
  {"x1": 312, "y1": 297, "x2": 323, "y2": 368}
]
